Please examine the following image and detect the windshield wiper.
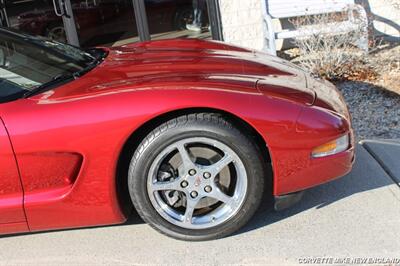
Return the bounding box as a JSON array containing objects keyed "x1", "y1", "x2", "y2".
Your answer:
[
  {"x1": 23, "y1": 73, "x2": 76, "y2": 98},
  {"x1": 23, "y1": 55, "x2": 104, "y2": 98}
]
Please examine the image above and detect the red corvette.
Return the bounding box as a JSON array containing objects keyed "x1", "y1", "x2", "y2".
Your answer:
[{"x1": 0, "y1": 27, "x2": 354, "y2": 240}]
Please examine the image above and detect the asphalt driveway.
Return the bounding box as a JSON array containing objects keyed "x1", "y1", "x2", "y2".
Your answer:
[{"x1": 0, "y1": 143, "x2": 399, "y2": 265}]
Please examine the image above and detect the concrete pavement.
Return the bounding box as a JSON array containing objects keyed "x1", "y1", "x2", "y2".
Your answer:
[
  {"x1": 362, "y1": 139, "x2": 400, "y2": 185},
  {"x1": 0, "y1": 144, "x2": 399, "y2": 266}
]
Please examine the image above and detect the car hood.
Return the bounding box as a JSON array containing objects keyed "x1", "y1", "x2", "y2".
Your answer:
[
  {"x1": 104, "y1": 40, "x2": 349, "y2": 117},
  {"x1": 35, "y1": 39, "x2": 311, "y2": 101}
]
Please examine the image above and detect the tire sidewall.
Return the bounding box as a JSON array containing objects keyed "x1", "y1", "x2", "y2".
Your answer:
[{"x1": 128, "y1": 118, "x2": 265, "y2": 240}]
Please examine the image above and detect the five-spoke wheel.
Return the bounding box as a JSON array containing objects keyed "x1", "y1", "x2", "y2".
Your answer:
[
  {"x1": 128, "y1": 113, "x2": 267, "y2": 240},
  {"x1": 147, "y1": 137, "x2": 248, "y2": 229}
]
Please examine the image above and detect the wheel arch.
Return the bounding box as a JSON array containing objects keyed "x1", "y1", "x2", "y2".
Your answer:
[{"x1": 115, "y1": 107, "x2": 273, "y2": 218}]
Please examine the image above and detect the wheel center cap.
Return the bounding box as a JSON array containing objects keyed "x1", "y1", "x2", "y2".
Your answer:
[{"x1": 194, "y1": 176, "x2": 202, "y2": 187}]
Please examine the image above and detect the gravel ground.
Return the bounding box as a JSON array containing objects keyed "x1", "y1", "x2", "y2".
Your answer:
[
  {"x1": 285, "y1": 41, "x2": 400, "y2": 140},
  {"x1": 337, "y1": 81, "x2": 400, "y2": 140}
]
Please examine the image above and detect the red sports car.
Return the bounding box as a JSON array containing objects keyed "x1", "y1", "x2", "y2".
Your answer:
[{"x1": 0, "y1": 27, "x2": 355, "y2": 240}]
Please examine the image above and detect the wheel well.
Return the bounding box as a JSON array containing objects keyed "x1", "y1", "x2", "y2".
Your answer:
[{"x1": 115, "y1": 108, "x2": 273, "y2": 218}]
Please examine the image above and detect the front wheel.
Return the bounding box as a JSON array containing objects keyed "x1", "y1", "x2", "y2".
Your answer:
[{"x1": 128, "y1": 113, "x2": 267, "y2": 240}]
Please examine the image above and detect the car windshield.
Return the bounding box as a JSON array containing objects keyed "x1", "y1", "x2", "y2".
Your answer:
[{"x1": 0, "y1": 27, "x2": 101, "y2": 102}]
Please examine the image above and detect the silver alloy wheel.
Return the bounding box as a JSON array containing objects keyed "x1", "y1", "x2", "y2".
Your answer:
[
  {"x1": 47, "y1": 26, "x2": 67, "y2": 43},
  {"x1": 147, "y1": 137, "x2": 248, "y2": 230}
]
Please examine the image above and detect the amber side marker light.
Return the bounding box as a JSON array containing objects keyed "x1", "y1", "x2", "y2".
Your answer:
[{"x1": 312, "y1": 135, "x2": 350, "y2": 158}]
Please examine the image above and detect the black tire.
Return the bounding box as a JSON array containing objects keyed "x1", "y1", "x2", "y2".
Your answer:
[{"x1": 128, "y1": 113, "x2": 267, "y2": 241}]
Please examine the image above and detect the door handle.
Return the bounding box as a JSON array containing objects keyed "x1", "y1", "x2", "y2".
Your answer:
[{"x1": 52, "y1": 0, "x2": 65, "y2": 17}]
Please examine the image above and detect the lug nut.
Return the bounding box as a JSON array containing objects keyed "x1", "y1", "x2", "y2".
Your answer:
[
  {"x1": 189, "y1": 169, "x2": 197, "y2": 176},
  {"x1": 204, "y1": 186, "x2": 212, "y2": 193},
  {"x1": 181, "y1": 181, "x2": 189, "y2": 188},
  {"x1": 190, "y1": 191, "x2": 198, "y2": 198},
  {"x1": 203, "y1": 172, "x2": 211, "y2": 179}
]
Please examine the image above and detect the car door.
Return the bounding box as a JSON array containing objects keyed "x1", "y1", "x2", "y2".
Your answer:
[{"x1": 0, "y1": 118, "x2": 26, "y2": 225}]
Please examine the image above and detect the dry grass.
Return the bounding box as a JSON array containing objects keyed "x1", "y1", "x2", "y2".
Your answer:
[
  {"x1": 285, "y1": 8, "x2": 400, "y2": 95},
  {"x1": 370, "y1": 45, "x2": 400, "y2": 94},
  {"x1": 289, "y1": 8, "x2": 376, "y2": 81},
  {"x1": 381, "y1": 72, "x2": 400, "y2": 93}
]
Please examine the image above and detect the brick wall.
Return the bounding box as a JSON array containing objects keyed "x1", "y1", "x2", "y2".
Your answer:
[
  {"x1": 218, "y1": 0, "x2": 265, "y2": 50},
  {"x1": 218, "y1": 0, "x2": 400, "y2": 51}
]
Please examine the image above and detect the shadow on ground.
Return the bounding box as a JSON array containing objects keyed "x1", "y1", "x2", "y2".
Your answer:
[
  {"x1": 2, "y1": 143, "x2": 397, "y2": 239},
  {"x1": 237, "y1": 143, "x2": 397, "y2": 235},
  {"x1": 116, "y1": 142, "x2": 397, "y2": 237}
]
